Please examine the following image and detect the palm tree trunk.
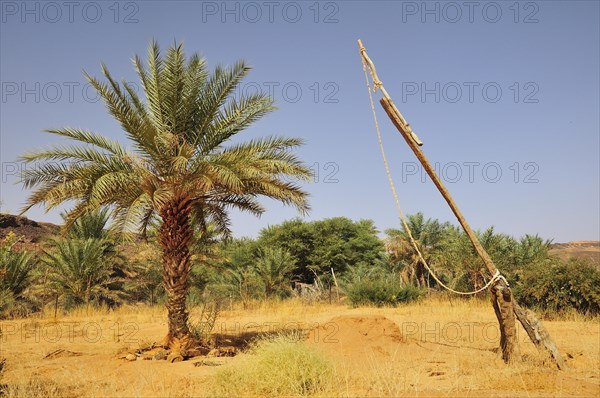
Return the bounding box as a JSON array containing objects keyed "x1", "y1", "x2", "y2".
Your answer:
[{"x1": 159, "y1": 197, "x2": 194, "y2": 349}]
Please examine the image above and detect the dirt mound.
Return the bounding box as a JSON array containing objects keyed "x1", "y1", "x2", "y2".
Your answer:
[{"x1": 306, "y1": 315, "x2": 406, "y2": 362}]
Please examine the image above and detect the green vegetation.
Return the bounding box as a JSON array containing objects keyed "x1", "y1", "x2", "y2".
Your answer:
[
  {"x1": 38, "y1": 210, "x2": 126, "y2": 309},
  {"x1": 253, "y1": 248, "x2": 297, "y2": 298},
  {"x1": 1, "y1": 211, "x2": 598, "y2": 319},
  {"x1": 344, "y1": 273, "x2": 423, "y2": 307},
  {"x1": 0, "y1": 232, "x2": 35, "y2": 317},
  {"x1": 259, "y1": 217, "x2": 385, "y2": 281},
  {"x1": 515, "y1": 258, "x2": 600, "y2": 315}
]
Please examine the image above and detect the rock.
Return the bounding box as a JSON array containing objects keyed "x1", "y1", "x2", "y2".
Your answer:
[
  {"x1": 220, "y1": 346, "x2": 237, "y2": 357},
  {"x1": 125, "y1": 354, "x2": 137, "y2": 361},
  {"x1": 193, "y1": 360, "x2": 222, "y2": 367},
  {"x1": 167, "y1": 353, "x2": 184, "y2": 363},
  {"x1": 207, "y1": 346, "x2": 237, "y2": 357},
  {"x1": 152, "y1": 350, "x2": 168, "y2": 361},
  {"x1": 139, "y1": 342, "x2": 155, "y2": 351},
  {"x1": 207, "y1": 348, "x2": 219, "y2": 357},
  {"x1": 186, "y1": 348, "x2": 209, "y2": 358}
]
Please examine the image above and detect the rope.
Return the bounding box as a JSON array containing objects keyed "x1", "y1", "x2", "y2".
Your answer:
[{"x1": 361, "y1": 57, "x2": 502, "y2": 295}]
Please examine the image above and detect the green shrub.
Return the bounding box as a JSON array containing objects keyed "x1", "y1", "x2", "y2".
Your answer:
[
  {"x1": 211, "y1": 334, "x2": 333, "y2": 397},
  {"x1": 514, "y1": 258, "x2": 600, "y2": 315},
  {"x1": 344, "y1": 274, "x2": 423, "y2": 307}
]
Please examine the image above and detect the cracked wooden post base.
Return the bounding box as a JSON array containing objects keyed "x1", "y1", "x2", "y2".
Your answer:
[
  {"x1": 489, "y1": 281, "x2": 568, "y2": 370},
  {"x1": 490, "y1": 281, "x2": 517, "y2": 363},
  {"x1": 513, "y1": 302, "x2": 567, "y2": 370}
]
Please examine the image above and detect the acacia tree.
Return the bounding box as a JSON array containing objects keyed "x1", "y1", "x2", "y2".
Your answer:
[
  {"x1": 19, "y1": 41, "x2": 310, "y2": 350},
  {"x1": 258, "y1": 217, "x2": 384, "y2": 282}
]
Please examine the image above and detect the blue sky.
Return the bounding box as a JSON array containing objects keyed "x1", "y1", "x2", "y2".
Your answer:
[{"x1": 1, "y1": 0, "x2": 598, "y2": 242}]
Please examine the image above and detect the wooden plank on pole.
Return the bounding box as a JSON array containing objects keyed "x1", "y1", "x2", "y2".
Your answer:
[{"x1": 513, "y1": 302, "x2": 567, "y2": 370}]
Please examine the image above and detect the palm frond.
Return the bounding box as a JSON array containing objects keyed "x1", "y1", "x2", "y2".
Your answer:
[{"x1": 38, "y1": 128, "x2": 126, "y2": 155}]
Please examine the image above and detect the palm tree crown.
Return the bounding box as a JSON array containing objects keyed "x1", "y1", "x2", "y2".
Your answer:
[{"x1": 20, "y1": 41, "x2": 310, "y2": 235}]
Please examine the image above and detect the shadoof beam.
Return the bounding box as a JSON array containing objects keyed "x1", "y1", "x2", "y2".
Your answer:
[{"x1": 358, "y1": 39, "x2": 566, "y2": 370}]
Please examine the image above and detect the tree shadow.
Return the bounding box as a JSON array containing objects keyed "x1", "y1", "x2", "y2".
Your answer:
[
  {"x1": 211, "y1": 328, "x2": 306, "y2": 352},
  {"x1": 415, "y1": 340, "x2": 497, "y2": 353}
]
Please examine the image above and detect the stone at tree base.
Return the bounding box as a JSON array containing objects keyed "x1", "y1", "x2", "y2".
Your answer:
[
  {"x1": 207, "y1": 348, "x2": 219, "y2": 357},
  {"x1": 167, "y1": 353, "x2": 184, "y2": 363},
  {"x1": 153, "y1": 350, "x2": 169, "y2": 360},
  {"x1": 207, "y1": 346, "x2": 237, "y2": 357},
  {"x1": 185, "y1": 348, "x2": 209, "y2": 358},
  {"x1": 125, "y1": 354, "x2": 136, "y2": 361}
]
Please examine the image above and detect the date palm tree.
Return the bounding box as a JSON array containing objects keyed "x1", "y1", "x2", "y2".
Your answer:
[
  {"x1": 0, "y1": 233, "x2": 34, "y2": 316},
  {"x1": 254, "y1": 247, "x2": 296, "y2": 298},
  {"x1": 40, "y1": 237, "x2": 121, "y2": 307},
  {"x1": 38, "y1": 209, "x2": 126, "y2": 309},
  {"x1": 385, "y1": 213, "x2": 447, "y2": 287},
  {"x1": 19, "y1": 41, "x2": 310, "y2": 351}
]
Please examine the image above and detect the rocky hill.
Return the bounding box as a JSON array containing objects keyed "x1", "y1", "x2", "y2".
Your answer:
[
  {"x1": 0, "y1": 213, "x2": 60, "y2": 249},
  {"x1": 549, "y1": 240, "x2": 600, "y2": 264}
]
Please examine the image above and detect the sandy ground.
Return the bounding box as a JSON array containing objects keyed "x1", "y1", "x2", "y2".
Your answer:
[{"x1": 1, "y1": 299, "x2": 599, "y2": 397}]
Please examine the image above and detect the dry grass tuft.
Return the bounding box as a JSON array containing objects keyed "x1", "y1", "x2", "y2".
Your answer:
[
  {"x1": 2, "y1": 375, "x2": 75, "y2": 398},
  {"x1": 210, "y1": 333, "x2": 334, "y2": 397}
]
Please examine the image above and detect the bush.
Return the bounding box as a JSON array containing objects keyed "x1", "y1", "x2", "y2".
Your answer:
[
  {"x1": 344, "y1": 273, "x2": 423, "y2": 307},
  {"x1": 211, "y1": 334, "x2": 333, "y2": 397},
  {"x1": 514, "y1": 258, "x2": 600, "y2": 315}
]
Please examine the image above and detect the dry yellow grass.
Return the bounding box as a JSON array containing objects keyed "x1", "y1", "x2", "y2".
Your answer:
[{"x1": 0, "y1": 298, "x2": 598, "y2": 397}]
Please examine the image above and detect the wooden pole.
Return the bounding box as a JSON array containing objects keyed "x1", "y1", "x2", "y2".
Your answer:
[
  {"x1": 513, "y1": 302, "x2": 567, "y2": 369},
  {"x1": 380, "y1": 96, "x2": 516, "y2": 363},
  {"x1": 54, "y1": 293, "x2": 59, "y2": 320},
  {"x1": 331, "y1": 268, "x2": 340, "y2": 302},
  {"x1": 359, "y1": 39, "x2": 567, "y2": 369}
]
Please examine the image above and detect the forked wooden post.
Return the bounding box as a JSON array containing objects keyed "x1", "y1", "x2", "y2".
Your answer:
[{"x1": 358, "y1": 39, "x2": 566, "y2": 369}]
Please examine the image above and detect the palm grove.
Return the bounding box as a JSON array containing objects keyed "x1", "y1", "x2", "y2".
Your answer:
[{"x1": 1, "y1": 42, "x2": 599, "y2": 349}]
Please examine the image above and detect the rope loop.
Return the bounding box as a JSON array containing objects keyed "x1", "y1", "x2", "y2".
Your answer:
[{"x1": 361, "y1": 55, "x2": 504, "y2": 296}]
